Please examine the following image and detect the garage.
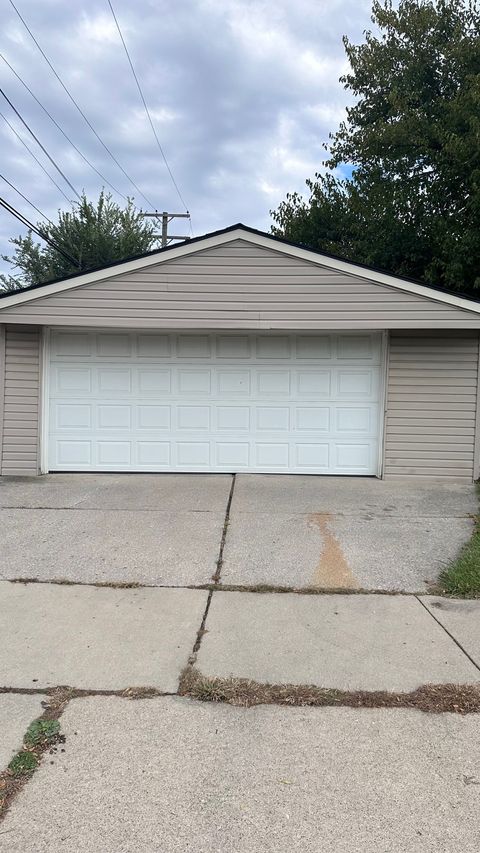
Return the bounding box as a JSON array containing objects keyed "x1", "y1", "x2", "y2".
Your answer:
[
  {"x1": 47, "y1": 329, "x2": 383, "y2": 474},
  {"x1": 1, "y1": 224, "x2": 480, "y2": 480}
]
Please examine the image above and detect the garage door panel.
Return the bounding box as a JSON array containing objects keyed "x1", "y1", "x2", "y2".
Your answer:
[
  {"x1": 337, "y1": 334, "x2": 380, "y2": 360},
  {"x1": 178, "y1": 369, "x2": 211, "y2": 394},
  {"x1": 256, "y1": 407, "x2": 290, "y2": 431},
  {"x1": 216, "y1": 406, "x2": 250, "y2": 430},
  {"x1": 56, "y1": 404, "x2": 92, "y2": 429},
  {"x1": 98, "y1": 441, "x2": 131, "y2": 465},
  {"x1": 48, "y1": 331, "x2": 382, "y2": 474},
  {"x1": 257, "y1": 371, "x2": 291, "y2": 395},
  {"x1": 217, "y1": 370, "x2": 250, "y2": 395},
  {"x1": 216, "y1": 335, "x2": 250, "y2": 358},
  {"x1": 337, "y1": 370, "x2": 377, "y2": 397},
  {"x1": 97, "y1": 405, "x2": 132, "y2": 429},
  {"x1": 138, "y1": 369, "x2": 171, "y2": 393},
  {"x1": 56, "y1": 440, "x2": 92, "y2": 466},
  {"x1": 295, "y1": 335, "x2": 331, "y2": 359},
  {"x1": 177, "y1": 406, "x2": 210, "y2": 430},
  {"x1": 335, "y1": 406, "x2": 376, "y2": 433},
  {"x1": 98, "y1": 369, "x2": 131, "y2": 393},
  {"x1": 55, "y1": 367, "x2": 91, "y2": 393},
  {"x1": 296, "y1": 407, "x2": 330, "y2": 431},
  {"x1": 137, "y1": 441, "x2": 170, "y2": 465},
  {"x1": 136, "y1": 334, "x2": 171, "y2": 357},
  {"x1": 215, "y1": 442, "x2": 250, "y2": 467},
  {"x1": 296, "y1": 443, "x2": 329, "y2": 468},
  {"x1": 257, "y1": 336, "x2": 291, "y2": 358},
  {"x1": 296, "y1": 370, "x2": 331, "y2": 395},
  {"x1": 137, "y1": 405, "x2": 170, "y2": 429},
  {"x1": 177, "y1": 335, "x2": 211, "y2": 357},
  {"x1": 335, "y1": 443, "x2": 372, "y2": 470},
  {"x1": 54, "y1": 332, "x2": 91, "y2": 357},
  {"x1": 96, "y1": 333, "x2": 132, "y2": 357}
]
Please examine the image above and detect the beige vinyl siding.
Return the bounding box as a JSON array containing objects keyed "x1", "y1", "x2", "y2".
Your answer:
[
  {"x1": 2, "y1": 240, "x2": 480, "y2": 329},
  {"x1": 384, "y1": 331, "x2": 479, "y2": 480},
  {"x1": 0, "y1": 325, "x2": 40, "y2": 476}
]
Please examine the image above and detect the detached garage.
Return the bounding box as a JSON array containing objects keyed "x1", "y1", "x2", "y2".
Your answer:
[{"x1": 1, "y1": 224, "x2": 480, "y2": 480}]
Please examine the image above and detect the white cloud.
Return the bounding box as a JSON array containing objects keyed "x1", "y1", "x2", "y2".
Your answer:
[{"x1": 0, "y1": 0, "x2": 373, "y2": 271}]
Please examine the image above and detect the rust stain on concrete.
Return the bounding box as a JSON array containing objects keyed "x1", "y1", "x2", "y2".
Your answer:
[{"x1": 308, "y1": 512, "x2": 357, "y2": 589}]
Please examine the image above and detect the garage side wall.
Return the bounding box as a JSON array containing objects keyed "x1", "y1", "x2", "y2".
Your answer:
[
  {"x1": 0, "y1": 325, "x2": 41, "y2": 476},
  {"x1": 384, "y1": 331, "x2": 480, "y2": 480}
]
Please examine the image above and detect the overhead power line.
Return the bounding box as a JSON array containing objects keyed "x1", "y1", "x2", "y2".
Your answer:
[
  {"x1": 0, "y1": 172, "x2": 52, "y2": 223},
  {"x1": 0, "y1": 88, "x2": 80, "y2": 199},
  {"x1": 107, "y1": 0, "x2": 190, "y2": 218},
  {"x1": 0, "y1": 52, "x2": 128, "y2": 203},
  {"x1": 9, "y1": 0, "x2": 157, "y2": 209},
  {"x1": 0, "y1": 195, "x2": 80, "y2": 266},
  {"x1": 0, "y1": 108, "x2": 74, "y2": 204}
]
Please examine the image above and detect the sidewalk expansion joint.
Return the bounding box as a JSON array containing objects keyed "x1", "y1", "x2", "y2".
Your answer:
[
  {"x1": 0, "y1": 505, "x2": 217, "y2": 513},
  {"x1": 415, "y1": 595, "x2": 480, "y2": 674},
  {"x1": 188, "y1": 474, "x2": 236, "y2": 666},
  {"x1": 0, "y1": 577, "x2": 451, "y2": 597}
]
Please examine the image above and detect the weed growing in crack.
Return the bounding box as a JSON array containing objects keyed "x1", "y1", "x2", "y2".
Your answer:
[
  {"x1": 7, "y1": 751, "x2": 38, "y2": 777},
  {"x1": 24, "y1": 719, "x2": 60, "y2": 748}
]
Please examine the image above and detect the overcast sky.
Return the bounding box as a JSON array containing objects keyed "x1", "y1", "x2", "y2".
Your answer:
[{"x1": 0, "y1": 0, "x2": 373, "y2": 275}]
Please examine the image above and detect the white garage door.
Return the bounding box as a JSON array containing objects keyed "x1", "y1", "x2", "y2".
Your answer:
[{"x1": 48, "y1": 330, "x2": 382, "y2": 474}]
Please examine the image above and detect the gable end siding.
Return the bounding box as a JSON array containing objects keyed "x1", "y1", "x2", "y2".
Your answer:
[
  {"x1": 1, "y1": 240, "x2": 480, "y2": 329},
  {"x1": 0, "y1": 325, "x2": 41, "y2": 476},
  {"x1": 384, "y1": 331, "x2": 479, "y2": 480}
]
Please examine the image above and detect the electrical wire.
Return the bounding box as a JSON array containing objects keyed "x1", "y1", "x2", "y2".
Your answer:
[
  {"x1": 0, "y1": 52, "x2": 129, "y2": 203},
  {"x1": 0, "y1": 109, "x2": 74, "y2": 204},
  {"x1": 9, "y1": 0, "x2": 157, "y2": 209},
  {"x1": 0, "y1": 172, "x2": 52, "y2": 223},
  {"x1": 0, "y1": 195, "x2": 80, "y2": 266},
  {"x1": 106, "y1": 0, "x2": 190, "y2": 219},
  {"x1": 0, "y1": 88, "x2": 81, "y2": 199}
]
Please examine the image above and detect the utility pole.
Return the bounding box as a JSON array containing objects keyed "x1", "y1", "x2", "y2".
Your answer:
[{"x1": 139, "y1": 211, "x2": 191, "y2": 247}]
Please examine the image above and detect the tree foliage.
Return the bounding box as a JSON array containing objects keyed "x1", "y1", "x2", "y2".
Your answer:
[
  {"x1": 271, "y1": 0, "x2": 480, "y2": 292},
  {"x1": 1, "y1": 192, "x2": 157, "y2": 292}
]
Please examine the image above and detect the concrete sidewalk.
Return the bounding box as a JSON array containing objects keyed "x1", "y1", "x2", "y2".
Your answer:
[
  {"x1": 197, "y1": 591, "x2": 480, "y2": 691},
  {"x1": 0, "y1": 582, "x2": 207, "y2": 690},
  {"x1": 1, "y1": 583, "x2": 479, "y2": 853},
  {"x1": 1, "y1": 581, "x2": 479, "y2": 693},
  {"x1": 221, "y1": 475, "x2": 476, "y2": 591},
  {"x1": 1, "y1": 473, "x2": 476, "y2": 592},
  {"x1": 2, "y1": 696, "x2": 480, "y2": 852},
  {"x1": 0, "y1": 474, "x2": 232, "y2": 586}
]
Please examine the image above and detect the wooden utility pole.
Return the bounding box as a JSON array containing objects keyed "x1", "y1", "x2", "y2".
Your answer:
[{"x1": 140, "y1": 211, "x2": 191, "y2": 247}]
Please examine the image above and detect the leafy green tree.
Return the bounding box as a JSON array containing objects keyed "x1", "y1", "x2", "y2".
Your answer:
[
  {"x1": 1, "y1": 191, "x2": 157, "y2": 291},
  {"x1": 272, "y1": 0, "x2": 480, "y2": 292}
]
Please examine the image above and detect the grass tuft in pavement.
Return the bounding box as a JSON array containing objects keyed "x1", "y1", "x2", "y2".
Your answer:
[
  {"x1": 7, "y1": 751, "x2": 38, "y2": 777},
  {"x1": 24, "y1": 718, "x2": 60, "y2": 748},
  {"x1": 178, "y1": 667, "x2": 480, "y2": 714}
]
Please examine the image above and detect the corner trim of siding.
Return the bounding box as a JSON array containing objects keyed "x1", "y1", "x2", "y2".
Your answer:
[
  {"x1": 0, "y1": 325, "x2": 5, "y2": 474},
  {"x1": 473, "y1": 332, "x2": 480, "y2": 481},
  {"x1": 377, "y1": 330, "x2": 389, "y2": 478},
  {"x1": 39, "y1": 326, "x2": 50, "y2": 474}
]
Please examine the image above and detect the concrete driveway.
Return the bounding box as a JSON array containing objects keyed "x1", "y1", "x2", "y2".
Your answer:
[{"x1": 0, "y1": 472, "x2": 476, "y2": 591}]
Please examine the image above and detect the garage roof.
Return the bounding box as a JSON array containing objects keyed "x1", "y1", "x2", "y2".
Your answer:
[{"x1": 0, "y1": 223, "x2": 479, "y2": 315}]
